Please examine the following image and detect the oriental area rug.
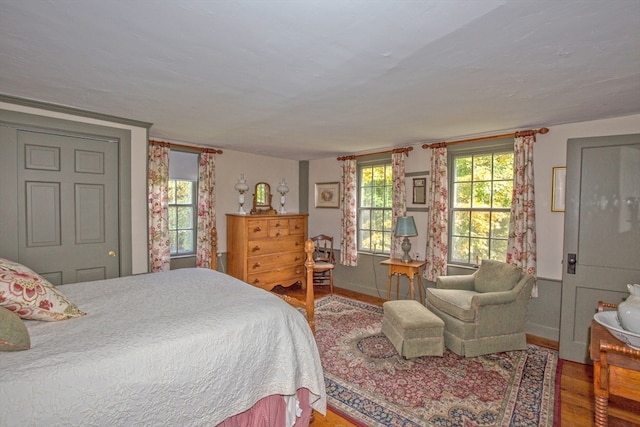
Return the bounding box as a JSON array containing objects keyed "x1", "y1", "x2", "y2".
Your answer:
[{"x1": 314, "y1": 295, "x2": 559, "y2": 427}]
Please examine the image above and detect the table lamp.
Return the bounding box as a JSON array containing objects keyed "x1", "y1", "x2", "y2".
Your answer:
[{"x1": 395, "y1": 215, "x2": 417, "y2": 262}]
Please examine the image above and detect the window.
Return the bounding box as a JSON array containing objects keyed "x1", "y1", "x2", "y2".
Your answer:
[
  {"x1": 358, "y1": 159, "x2": 393, "y2": 253},
  {"x1": 449, "y1": 145, "x2": 513, "y2": 265},
  {"x1": 168, "y1": 179, "x2": 197, "y2": 255}
]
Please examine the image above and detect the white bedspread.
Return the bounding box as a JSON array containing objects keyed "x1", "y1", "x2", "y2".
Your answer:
[{"x1": 0, "y1": 268, "x2": 326, "y2": 426}]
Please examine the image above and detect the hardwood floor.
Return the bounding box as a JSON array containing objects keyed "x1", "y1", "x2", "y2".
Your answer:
[{"x1": 281, "y1": 284, "x2": 640, "y2": 427}]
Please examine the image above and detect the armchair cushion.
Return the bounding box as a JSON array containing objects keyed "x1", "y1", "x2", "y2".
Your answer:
[
  {"x1": 426, "y1": 289, "x2": 477, "y2": 322},
  {"x1": 474, "y1": 259, "x2": 522, "y2": 293}
]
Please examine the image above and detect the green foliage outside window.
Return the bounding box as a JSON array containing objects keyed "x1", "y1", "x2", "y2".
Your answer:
[
  {"x1": 451, "y1": 152, "x2": 513, "y2": 264},
  {"x1": 358, "y1": 162, "x2": 393, "y2": 253},
  {"x1": 168, "y1": 179, "x2": 196, "y2": 255}
]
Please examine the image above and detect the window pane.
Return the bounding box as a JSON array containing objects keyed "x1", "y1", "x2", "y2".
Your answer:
[
  {"x1": 168, "y1": 206, "x2": 177, "y2": 228},
  {"x1": 169, "y1": 230, "x2": 177, "y2": 253},
  {"x1": 177, "y1": 230, "x2": 193, "y2": 253},
  {"x1": 454, "y1": 157, "x2": 472, "y2": 182},
  {"x1": 452, "y1": 211, "x2": 470, "y2": 236},
  {"x1": 374, "y1": 186, "x2": 386, "y2": 207},
  {"x1": 176, "y1": 181, "x2": 192, "y2": 204},
  {"x1": 360, "y1": 230, "x2": 371, "y2": 251},
  {"x1": 493, "y1": 153, "x2": 513, "y2": 180},
  {"x1": 493, "y1": 180, "x2": 513, "y2": 208},
  {"x1": 382, "y1": 231, "x2": 391, "y2": 253},
  {"x1": 454, "y1": 183, "x2": 471, "y2": 208},
  {"x1": 472, "y1": 181, "x2": 491, "y2": 207},
  {"x1": 383, "y1": 209, "x2": 392, "y2": 232},
  {"x1": 177, "y1": 206, "x2": 193, "y2": 228},
  {"x1": 473, "y1": 155, "x2": 492, "y2": 181},
  {"x1": 491, "y1": 239, "x2": 508, "y2": 260},
  {"x1": 471, "y1": 211, "x2": 490, "y2": 237},
  {"x1": 372, "y1": 210, "x2": 384, "y2": 230},
  {"x1": 470, "y1": 238, "x2": 489, "y2": 263},
  {"x1": 371, "y1": 231, "x2": 384, "y2": 252},
  {"x1": 360, "y1": 209, "x2": 371, "y2": 229},
  {"x1": 361, "y1": 167, "x2": 372, "y2": 186},
  {"x1": 491, "y1": 211, "x2": 510, "y2": 238},
  {"x1": 361, "y1": 187, "x2": 372, "y2": 207},
  {"x1": 451, "y1": 236, "x2": 470, "y2": 263},
  {"x1": 373, "y1": 166, "x2": 385, "y2": 185}
]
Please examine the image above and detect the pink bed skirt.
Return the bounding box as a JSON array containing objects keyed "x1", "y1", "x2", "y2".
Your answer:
[{"x1": 217, "y1": 388, "x2": 312, "y2": 427}]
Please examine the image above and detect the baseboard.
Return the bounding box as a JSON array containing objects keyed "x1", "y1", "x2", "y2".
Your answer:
[{"x1": 526, "y1": 333, "x2": 559, "y2": 351}]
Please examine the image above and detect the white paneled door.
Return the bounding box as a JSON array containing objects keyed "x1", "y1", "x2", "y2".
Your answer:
[
  {"x1": 560, "y1": 134, "x2": 640, "y2": 363},
  {"x1": 1, "y1": 126, "x2": 120, "y2": 284}
]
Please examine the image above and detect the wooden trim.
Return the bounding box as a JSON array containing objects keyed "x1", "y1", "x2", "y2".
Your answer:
[
  {"x1": 149, "y1": 139, "x2": 223, "y2": 154},
  {"x1": 337, "y1": 146, "x2": 413, "y2": 161},
  {"x1": 422, "y1": 127, "x2": 549, "y2": 149}
]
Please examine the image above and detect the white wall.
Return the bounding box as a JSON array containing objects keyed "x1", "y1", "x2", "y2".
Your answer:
[
  {"x1": 215, "y1": 149, "x2": 300, "y2": 253},
  {"x1": 309, "y1": 114, "x2": 640, "y2": 279}
]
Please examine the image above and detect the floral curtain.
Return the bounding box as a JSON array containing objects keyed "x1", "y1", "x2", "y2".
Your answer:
[
  {"x1": 196, "y1": 151, "x2": 216, "y2": 268},
  {"x1": 147, "y1": 143, "x2": 171, "y2": 272},
  {"x1": 424, "y1": 146, "x2": 449, "y2": 282},
  {"x1": 340, "y1": 158, "x2": 358, "y2": 266},
  {"x1": 391, "y1": 151, "x2": 407, "y2": 258},
  {"x1": 507, "y1": 135, "x2": 538, "y2": 296}
]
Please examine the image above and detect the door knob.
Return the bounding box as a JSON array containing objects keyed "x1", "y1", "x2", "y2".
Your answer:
[{"x1": 108, "y1": 251, "x2": 117, "y2": 257}]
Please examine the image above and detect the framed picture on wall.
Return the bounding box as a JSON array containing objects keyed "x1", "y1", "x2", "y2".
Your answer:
[
  {"x1": 315, "y1": 182, "x2": 340, "y2": 208},
  {"x1": 412, "y1": 178, "x2": 426, "y2": 204}
]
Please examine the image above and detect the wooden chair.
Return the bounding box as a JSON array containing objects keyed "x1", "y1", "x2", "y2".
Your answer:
[{"x1": 310, "y1": 234, "x2": 335, "y2": 293}]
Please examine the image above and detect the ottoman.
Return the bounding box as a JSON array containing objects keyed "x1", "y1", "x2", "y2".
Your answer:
[{"x1": 382, "y1": 300, "x2": 445, "y2": 358}]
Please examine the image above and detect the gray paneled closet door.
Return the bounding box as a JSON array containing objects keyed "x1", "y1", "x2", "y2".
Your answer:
[{"x1": 1, "y1": 126, "x2": 120, "y2": 284}]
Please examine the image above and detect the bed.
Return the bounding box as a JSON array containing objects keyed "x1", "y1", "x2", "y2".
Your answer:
[{"x1": 0, "y1": 261, "x2": 326, "y2": 426}]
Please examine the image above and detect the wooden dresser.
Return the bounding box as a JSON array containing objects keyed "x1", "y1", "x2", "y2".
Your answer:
[{"x1": 226, "y1": 213, "x2": 308, "y2": 291}]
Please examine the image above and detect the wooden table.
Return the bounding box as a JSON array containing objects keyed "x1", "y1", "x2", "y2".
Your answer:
[
  {"x1": 380, "y1": 258, "x2": 426, "y2": 303},
  {"x1": 590, "y1": 319, "x2": 640, "y2": 427}
]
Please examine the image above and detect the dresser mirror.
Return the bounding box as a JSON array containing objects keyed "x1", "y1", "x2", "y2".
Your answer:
[{"x1": 251, "y1": 182, "x2": 277, "y2": 215}]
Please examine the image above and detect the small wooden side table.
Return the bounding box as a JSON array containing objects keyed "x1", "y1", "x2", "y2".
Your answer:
[
  {"x1": 380, "y1": 258, "x2": 427, "y2": 303},
  {"x1": 590, "y1": 302, "x2": 640, "y2": 427}
]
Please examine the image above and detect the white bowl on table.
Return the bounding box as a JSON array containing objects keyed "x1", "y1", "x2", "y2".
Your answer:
[{"x1": 593, "y1": 311, "x2": 640, "y2": 350}]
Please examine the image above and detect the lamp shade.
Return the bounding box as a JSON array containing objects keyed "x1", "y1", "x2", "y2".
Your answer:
[{"x1": 395, "y1": 216, "x2": 418, "y2": 237}]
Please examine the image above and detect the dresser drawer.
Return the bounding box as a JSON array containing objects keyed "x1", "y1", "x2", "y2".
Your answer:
[
  {"x1": 289, "y1": 218, "x2": 305, "y2": 235},
  {"x1": 247, "y1": 219, "x2": 269, "y2": 238},
  {"x1": 268, "y1": 219, "x2": 290, "y2": 237},
  {"x1": 247, "y1": 251, "x2": 305, "y2": 273},
  {"x1": 247, "y1": 235, "x2": 304, "y2": 256},
  {"x1": 247, "y1": 264, "x2": 304, "y2": 288}
]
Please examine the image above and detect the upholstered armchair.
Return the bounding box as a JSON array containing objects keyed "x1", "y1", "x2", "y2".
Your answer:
[{"x1": 425, "y1": 259, "x2": 535, "y2": 357}]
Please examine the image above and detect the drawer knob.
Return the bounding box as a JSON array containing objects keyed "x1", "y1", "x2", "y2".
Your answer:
[
  {"x1": 253, "y1": 278, "x2": 260, "y2": 284},
  {"x1": 295, "y1": 256, "x2": 300, "y2": 261},
  {"x1": 294, "y1": 224, "x2": 300, "y2": 229},
  {"x1": 295, "y1": 241, "x2": 300, "y2": 246},
  {"x1": 295, "y1": 268, "x2": 302, "y2": 274},
  {"x1": 254, "y1": 226, "x2": 262, "y2": 232},
  {"x1": 252, "y1": 245, "x2": 261, "y2": 251},
  {"x1": 275, "y1": 231, "x2": 281, "y2": 237},
  {"x1": 253, "y1": 262, "x2": 261, "y2": 268}
]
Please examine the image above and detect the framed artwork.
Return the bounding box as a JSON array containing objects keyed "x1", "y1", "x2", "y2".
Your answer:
[
  {"x1": 412, "y1": 178, "x2": 426, "y2": 204},
  {"x1": 315, "y1": 182, "x2": 340, "y2": 208},
  {"x1": 552, "y1": 167, "x2": 566, "y2": 212}
]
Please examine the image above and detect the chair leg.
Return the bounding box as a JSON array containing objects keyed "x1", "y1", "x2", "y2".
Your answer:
[{"x1": 329, "y1": 270, "x2": 334, "y2": 293}]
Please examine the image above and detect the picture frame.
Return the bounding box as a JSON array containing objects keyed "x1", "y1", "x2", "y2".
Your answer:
[
  {"x1": 412, "y1": 178, "x2": 426, "y2": 204},
  {"x1": 552, "y1": 167, "x2": 566, "y2": 212},
  {"x1": 315, "y1": 182, "x2": 340, "y2": 208}
]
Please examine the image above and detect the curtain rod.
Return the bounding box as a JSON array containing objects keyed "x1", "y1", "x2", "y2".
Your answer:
[
  {"x1": 421, "y1": 127, "x2": 549, "y2": 149},
  {"x1": 337, "y1": 146, "x2": 413, "y2": 161},
  {"x1": 149, "y1": 139, "x2": 223, "y2": 154}
]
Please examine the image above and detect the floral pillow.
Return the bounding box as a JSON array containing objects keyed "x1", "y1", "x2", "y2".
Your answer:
[{"x1": 0, "y1": 258, "x2": 86, "y2": 321}]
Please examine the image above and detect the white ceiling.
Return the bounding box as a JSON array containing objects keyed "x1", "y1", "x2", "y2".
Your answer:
[{"x1": 1, "y1": 0, "x2": 639, "y2": 160}]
